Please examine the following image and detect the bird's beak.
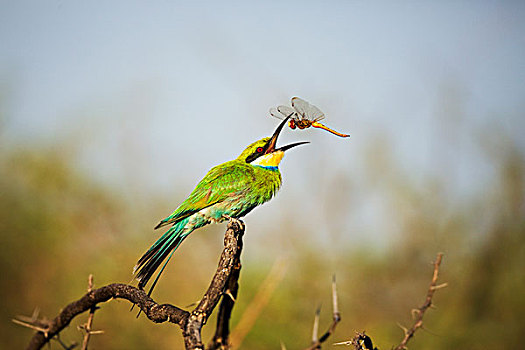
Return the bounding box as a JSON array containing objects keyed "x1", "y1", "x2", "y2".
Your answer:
[
  {"x1": 276, "y1": 141, "x2": 310, "y2": 152},
  {"x1": 265, "y1": 116, "x2": 309, "y2": 154}
]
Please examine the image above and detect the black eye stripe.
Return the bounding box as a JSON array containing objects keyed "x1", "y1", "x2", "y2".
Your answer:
[{"x1": 245, "y1": 145, "x2": 267, "y2": 163}]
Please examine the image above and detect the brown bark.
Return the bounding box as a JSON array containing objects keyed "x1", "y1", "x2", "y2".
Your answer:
[{"x1": 24, "y1": 220, "x2": 245, "y2": 350}]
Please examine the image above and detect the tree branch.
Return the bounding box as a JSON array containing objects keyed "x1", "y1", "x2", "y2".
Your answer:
[
  {"x1": 208, "y1": 244, "x2": 242, "y2": 350},
  {"x1": 79, "y1": 274, "x2": 103, "y2": 350},
  {"x1": 303, "y1": 275, "x2": 341, "y2": 350},
  {"x1": 22, "y1": 220, "x2": 246, "y2": 350},
  {"x1": 393, "y1": 252, "x2": 446, "y2": 350},
  {"x1": 184, "y1": 219, "x2": 245, "y2": 350},
  {"x1": 333, "y1": 253, "x2": 446, "y2": 350},
  {"x1": 24, "y1": 283, "x2": 189, "y2": 350}
]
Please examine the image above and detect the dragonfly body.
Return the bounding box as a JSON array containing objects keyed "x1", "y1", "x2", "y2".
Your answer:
[{"x1": 134, "y1": 117, "x2": 307, "y2": 295}]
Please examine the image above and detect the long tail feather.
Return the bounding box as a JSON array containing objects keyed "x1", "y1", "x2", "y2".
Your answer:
[
  {"x1": 133, "y1": 249, "x2": 179, "y2": 318},
  {"x1": 134, "y1": 218, "x2": 191, "y2": 293}
]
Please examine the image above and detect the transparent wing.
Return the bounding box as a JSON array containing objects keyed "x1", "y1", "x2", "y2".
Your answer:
[
  {"x1": 276, "y1": 105, "x2": 297, "y2": 119},
  {"x1": 269, "y1": 107, "x2": 285, "y2": 120},
  {"x1": 291, "y1": 97, "x2": 325, "y2": 121}
]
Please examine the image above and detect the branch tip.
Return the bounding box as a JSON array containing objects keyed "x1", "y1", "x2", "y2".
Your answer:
[{"x1": 393, "y1": 253, "x2": 446, "y2": 350}]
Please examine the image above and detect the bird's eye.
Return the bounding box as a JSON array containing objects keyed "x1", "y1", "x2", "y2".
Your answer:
[{"x1": 256, "y1": 147, "x2": 264, "y2": 153}]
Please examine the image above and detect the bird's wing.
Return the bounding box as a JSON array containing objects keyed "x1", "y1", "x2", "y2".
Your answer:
[{"x1": 154, "y1": 161, "x2": 255, "y2": 229}]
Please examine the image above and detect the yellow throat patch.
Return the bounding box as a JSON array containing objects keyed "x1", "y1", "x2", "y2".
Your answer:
[{"x1": 251, "y1": 150, "x2": 284, "y2": 168}]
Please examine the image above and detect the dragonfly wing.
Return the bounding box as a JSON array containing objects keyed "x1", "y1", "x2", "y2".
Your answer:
[
  {"x1": 269, "y1": 107, "x2": 284, "y2": 120},
  {"x1": 276, "y1": 105, "x2": 297, "y2": 119},
  {"x1": 291, "y1": 97, "x2": 325, "y2": 121}
]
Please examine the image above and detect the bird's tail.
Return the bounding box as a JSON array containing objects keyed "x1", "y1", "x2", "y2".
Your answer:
[{"x1": 134, "y1": 218, "x2": 191, "y2": 296}]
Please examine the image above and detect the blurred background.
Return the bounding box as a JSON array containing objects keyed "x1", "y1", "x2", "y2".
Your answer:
[{"x1": 1, "y1": 1, "x2": 524, "y2": 349}]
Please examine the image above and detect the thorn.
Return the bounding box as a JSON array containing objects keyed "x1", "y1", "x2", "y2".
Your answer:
[
  {"x1": 77, "y1": 324, "x2": 104, "y2": 336},
  {"x1": 225, "y1": 289, "x2": 236, "y2": 302},
  {"x1": 280, "y1": 340, "x2": 287, "y2": 350},
  {"x1": 31, "y1": 307, "x2": 40, "y2": 321},
  {"x1": 312, "y1": 305, "x2": 321, "y2": 343},
  {"x1": 12, "y1": 319, "x2": 49, "y2": 338},
  {"x1": 397, "y1": 322, "x2": 409, "y2": 336},
  {"x1": 87, "y1": 274, "x2": 94, "y2": 292},
  {"x1": 431, "y1": 282, "x2": 448, "y2": 290},
  {"x1": 15, "y1": 311, "x2": 43, "y2": 324},
  {"x1": 332, "y1": 274, "x2": 341, "y2": 321},
  {"x1": 333, "y1": 340, "x2": 353, "y2": 346},
  {"x1": 411, "y1": 308, "x2": 421, "y2": 318}
]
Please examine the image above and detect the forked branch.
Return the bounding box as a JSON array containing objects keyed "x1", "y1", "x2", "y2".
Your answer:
[
  {"x1": 333, "y1": 253, "x2": 446, "y2": 350},
  {"x1": 20, "y1": 220, "x2": 245, "y2": 350},
  {"x1": 303, "y1": 275, "x2": 341, "y2": 350}
]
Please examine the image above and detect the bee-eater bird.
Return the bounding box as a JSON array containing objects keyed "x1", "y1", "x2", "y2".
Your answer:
[{"x1": 134, "y1": 116, "x2": 308, "y2": 295}]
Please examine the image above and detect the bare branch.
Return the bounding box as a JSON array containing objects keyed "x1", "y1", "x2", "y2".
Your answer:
[
  {"x1": 22, "y1": 220, "x2": 246, "y2": 350},
  {"x1": 24, "y1": 283, "x2": 189, "y2": 350},
  {"x1": 331, "y1": 275, "x2": 340, "y2": 316},
  {"x1": 393, "y1": 252, "x2": 446, "y2": 350},
  {"x1": 79, "y1": 274, "x2": 103, "y2": 350},
  {"x1": 207, "y1": 221, "x2": 244, "y2": 350},
  {"x1": 183, "y1": 219, "x2": 245, "y2": 350},
  {"x1": 303, "y1": 276, "x2": 341, "y2": 350}
]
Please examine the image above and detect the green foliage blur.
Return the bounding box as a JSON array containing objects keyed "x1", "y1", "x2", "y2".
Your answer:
[{"x1": 1, "y1": 123, "x2": 524, "y2": 349}]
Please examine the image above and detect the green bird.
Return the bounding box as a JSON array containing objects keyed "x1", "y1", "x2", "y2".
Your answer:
[{"x1": 134, "y1": 116, "x2": 307, "y2": 295}]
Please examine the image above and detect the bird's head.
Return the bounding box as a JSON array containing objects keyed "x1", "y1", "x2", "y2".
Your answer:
[{"x1": 239, "y1": 116, "x2": 309, "y2": 168}]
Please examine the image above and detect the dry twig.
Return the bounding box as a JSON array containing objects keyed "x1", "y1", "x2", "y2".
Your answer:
[
  {"x1": 303, "y1": 275, "x2": 341, "y2": 350},
  {"x1": 13, "y1": 308, "x2": 79, "y2": 350},
  {"x1": 393, "y1": 252, "x2": 446, "y2": 350},
  {"x1": 79, "y1": 274, "x2": 104, "y2": 350}
]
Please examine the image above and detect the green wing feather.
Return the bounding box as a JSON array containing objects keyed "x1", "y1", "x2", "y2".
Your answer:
[{"x1": 154, "y1": 160, "x2": 256, "y2": 229}]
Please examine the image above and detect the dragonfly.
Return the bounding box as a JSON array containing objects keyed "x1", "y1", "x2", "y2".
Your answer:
[{"x1": 269, "y1": 97, "x2": 350, "y2": 138}]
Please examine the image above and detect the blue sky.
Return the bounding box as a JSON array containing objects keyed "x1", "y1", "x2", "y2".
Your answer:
[{"x1": 1, "y1": 1, "x2": 524, "y2": 244}]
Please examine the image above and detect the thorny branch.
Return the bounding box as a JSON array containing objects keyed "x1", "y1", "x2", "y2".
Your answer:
[
  {"x1": 18, "y1": 222, "x2": 445, "y2": 350},
  {"x1": 393, "y1": 252, "x2": 446, "y2": 350},
  {"x1": 79, "y1": 274, "x2": 103, "y2": 350},
  {"x1": 303, "y1": 275, "x2": 341, "y2": 350},
  {"x1": 19, "y1": 220, "x2": 245, "y2": 350},
  {"x1": 333, "y1": 253, "x2": 446, "y2": 350}
]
